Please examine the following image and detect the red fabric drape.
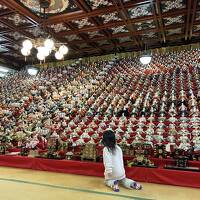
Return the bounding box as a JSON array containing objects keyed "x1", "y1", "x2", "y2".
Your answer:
[{"x1": 0, "y1": 155, "x2": 199, "y2": 188}]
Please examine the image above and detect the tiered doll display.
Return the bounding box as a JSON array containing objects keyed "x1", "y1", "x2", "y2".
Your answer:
[{"x1": 0, "y1": 49, "x2": 200, "y2": 163}]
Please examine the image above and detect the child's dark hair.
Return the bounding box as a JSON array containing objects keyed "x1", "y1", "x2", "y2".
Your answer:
[{"x1": 102, "y1": 130, "x2": 116, "y2": 153}]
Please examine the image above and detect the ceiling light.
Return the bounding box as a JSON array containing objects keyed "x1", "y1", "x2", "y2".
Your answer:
[
  {"x1": 37, "y1": 52, "x2": 45, "y2": 61},
  {"x1": 37, "y1": 46, "x2": 50, "y2": 57},
  {"x1": 21, "y1": 48, "x2": 30, "y2": 56},
  {"x1": 27, "y1": 67, "x2": 38, "y2": 76},
  {"x1": 23, "y1": 39, "x2": 33, "y2": 50},
  {"x1": 44, "y1": 38, "x2": 54, "y2": 50},
  {"x1": 21, "y1": 37, "x2": 68, "y2": 62},
  {"x1": 55, "y1": 51, "x2": 63, "y2": 60},
  {"x1": 139, "y1": 55, "x2": 152, "y2": 65},
  {"x1": 0, "y1": 67, "x2": 9, "y2": 73},
  {"x1": 59, "y1": 45, "x2": 68, "y2": 55}
]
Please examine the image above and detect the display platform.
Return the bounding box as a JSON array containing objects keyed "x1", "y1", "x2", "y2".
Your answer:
[
  {"x1": 164, "y1": 165, "x2": 200, "y2": 172},
  {"x1": 0, "y1": 155, "x2": 199, "y2": 188},
  {"x1": 130, "y1": 164, "x2": 157, "y2": 168}
]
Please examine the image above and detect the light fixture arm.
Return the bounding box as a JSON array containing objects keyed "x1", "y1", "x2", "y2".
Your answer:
[
  {"x1": 139, "y1": 42, "x2": 152, "y2": 65},
  {"x1": 20, "y1": 0, "x2": 69, "y2": 62}
]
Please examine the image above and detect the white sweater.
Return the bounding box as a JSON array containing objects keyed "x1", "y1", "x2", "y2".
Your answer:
[{"x1": 103, "y1": 145, "x2": 126, "y2": 180}]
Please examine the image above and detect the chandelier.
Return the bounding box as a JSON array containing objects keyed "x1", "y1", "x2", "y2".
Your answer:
[
  {"x1": 21, "y1": 38, "x2": 69, "y2": 61},
  {"x1": 20, "y1": 0, "x2": 69, "y2": 62}
]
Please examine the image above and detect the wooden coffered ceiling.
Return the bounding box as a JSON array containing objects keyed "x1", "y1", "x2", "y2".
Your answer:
[{"x1": 0, "y1": 0, "x2": 200, "y2": 68}]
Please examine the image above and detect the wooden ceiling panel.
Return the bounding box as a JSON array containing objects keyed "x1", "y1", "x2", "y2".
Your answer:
[
  {"x1": 128, "y1": 3, "x2": 153, "y2": 19},
  {"x1": 0, "y1": 0, "x2": 199, "y2": 67},
  {"x1": 47, "y1": 23, "x2": 70, "y2": 33},
  {"x1": 160, "y1": 0, "x2": 186, "y2": 13},
  {"x1": 85, "y1": 0, "x2": 113, "y2": 10},
  {"x1": 16, "y1": 0, "x2": 80, "y2": 16},
  {"x1": 2, "y1": 13, "x2": 33, "y2": 27}
]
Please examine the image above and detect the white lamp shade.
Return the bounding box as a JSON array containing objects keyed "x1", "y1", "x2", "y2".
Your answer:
[
  {"x1": 23, "y1": 39, "x2": 33, "y2": 50},
  {"x1": 59, "y1": 45, "x2": 69, "y2": 55},
  {"x1": 43, "y1": 46, "x2": 50, "y2": 56},
  {"x1": 37, "y1": 46, "x2": 49, "y2": 57},
  {"x1": 27, "y1": 68, "x2": 38, "y2": 76},
  {"x1": 55, "y1": 51, "x2": 63, "y2": 60},
  {"x1": 21, "y1": 48, "x2": 30, "y2": 56},
  {"x1": 44, "y1": 39, "x2": 54, "y2": 50},
  {"x1": 37, "y1": 52, "x2": 45, "y2": 60},
  {"x1": 0, "y1": 67, "x2": 9, "y2": 73},
  {"x1": 139, "y1": 55, "x2": 152, "y2": 65},
  {"x1": 37, "y1": 46, "x2": 43, "y2": 52}
]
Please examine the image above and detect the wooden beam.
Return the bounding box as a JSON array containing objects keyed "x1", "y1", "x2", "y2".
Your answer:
[
  {"x1": 66, "y1": 21, "x2": 103, "y2": 54},
  {"x1": 17, "y1": 24, "x2": 38, "y2": 30},
  {"x1": 151, "y1": 1, "x2": 163, "y2": 44},
  {"x1": 1, "y1": 0, "x2": 39, "y2": 24},
  {"x1": 0, "y1": 9, "x2": 14, "y2": 18},
  {"x1": 73, "y1": 0, "x2": 118, "y2": 48},
  {"x1": 58, "y1": 19, "x2": 184, "y2": 38},
  {"x1": 0, "y1": 24, "x2": 38, "y2": 36},
  {"x1": 2, "y1": 46, "x2": 21, "y2": 54},
  {"x1": 189, "y1": 0, "x2": 198, "y2": 40},
  {"x1": 68, "y1": 34, "x2": 190, "y2": 56},
  {"x1": 44, "y1": 0, "x2": 151, "y2": 24},
  {"x1": 65, "y1": 23, "x2": 184, "y2": 45},
  {"x1": 112, "y1": 0, "x2": 142, "y2": 49},
  {"x1": 42, "y1": 4, "x2": 187, "y2": 26},
  {"x1": 57, "y1": 20, "x2": 138, "y2": 37},
  {"x1": 55, "y1": 8, "x2": 187, "y2": 37},
  {"x1": 193, "y1": 20, "x2": 200, "y2": 25},
  {"x1": 0, "y1": 40, "x2": 10, "y2": 45},
  {"x1": 185, "y1": 0, "x2": 192, "y2": 40},
  {"x1": 155, "y1": 0, "x2": 166, "y2": 43},
  {"x1": 76, "y1": 0, "x2": 91, "y2": 12},
  {"x1": 0, "y1": 35, "x2": 21, "y2": 44},
  {"x1": 0, "y1": 19, "x2": 35, "y2": 39},
  {"x1": 46, "y1": 26, "x2": 84, "y2": 54},
  {"x1": 75, "y1": 0, "x2": 111, "y2": 52}
]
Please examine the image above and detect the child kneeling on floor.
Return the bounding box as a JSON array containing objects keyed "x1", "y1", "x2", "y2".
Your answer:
[{"x1": 102, "y1": 130, "x2": 142, "y2": 192}]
